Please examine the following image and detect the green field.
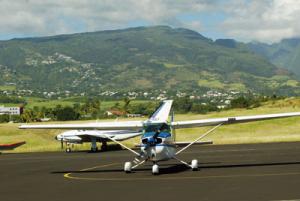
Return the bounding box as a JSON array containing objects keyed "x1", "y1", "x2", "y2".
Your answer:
[
  {"x1": 0, "y1": 97, "x2": 149, "y2": 110},
  {"x1": 0, "y1": 85, "x2": 16, "y2": 91},
  {"x1": 1, "y1": 98, "x2": 300, "y2": 153}
]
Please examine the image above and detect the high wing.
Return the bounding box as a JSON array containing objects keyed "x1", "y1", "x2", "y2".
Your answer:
[
  {"x1": 19, "y1": 121, "x2": 144, "y2": 130},
  {"x1": 19, "y1": 100, "x2": 174, "y2": 130},
  {"x1": 0, "y1": 141, "x2": 26, "y2": 151},
  {"x1": 171, "y1": 112, "x2": 300, "y2": 129}
]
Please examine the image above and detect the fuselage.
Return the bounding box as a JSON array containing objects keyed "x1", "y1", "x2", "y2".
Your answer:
[{"x1": 140, "y1": 122, "x2": 176, "y2": 162}]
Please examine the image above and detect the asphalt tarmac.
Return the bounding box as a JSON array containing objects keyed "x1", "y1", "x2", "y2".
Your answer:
[{"x1": 1, "y1": 142, "x2": 300, "y2": 201}]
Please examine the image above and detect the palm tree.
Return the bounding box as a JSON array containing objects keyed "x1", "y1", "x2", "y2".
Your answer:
[{"x1": 122, "y1": 97, "x2": 131, "y2": 114}]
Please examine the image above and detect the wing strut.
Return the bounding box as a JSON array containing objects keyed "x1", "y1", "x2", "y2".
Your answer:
[{"x1": 175, "y1": 123, "x2": 223, "y2": 155}]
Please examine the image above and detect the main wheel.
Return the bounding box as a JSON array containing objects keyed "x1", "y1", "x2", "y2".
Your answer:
[
  {"x1": 152, "y1": 164, "x2": 159, "y2": 175},
  {"x1": 124, "y1": 162, "x2": 132, "y2": 173},
  {"x1": 66, "y1": 147, "x2": 71, "y2": 153},
  {"x1": 191, "y1": 159, "x2": 198, "y2": 171}
]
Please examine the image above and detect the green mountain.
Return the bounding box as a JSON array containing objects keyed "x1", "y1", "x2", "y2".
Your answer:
[
  {"x1": 0, "y1": 26, "x2": 300, "y2": 95},
  {"x1": 248, "y1": 38, "x2": 300, "y2": 76}
]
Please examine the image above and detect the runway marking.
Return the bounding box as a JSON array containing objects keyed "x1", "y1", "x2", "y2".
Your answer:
[
  {"x1": 64, "y1": 163, "x2": 118, "y2": 179},
  {"x1": 64, "y1": 163, "x2": 300, "y2": 181}
]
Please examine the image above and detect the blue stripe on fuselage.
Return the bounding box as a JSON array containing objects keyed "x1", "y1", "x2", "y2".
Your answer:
[
  {"x1": 142, "y1": 132, "x2": 171, "y2": 138},
  {"x1": 139, "y1": 144, "x2": 176, "y2": 148}
]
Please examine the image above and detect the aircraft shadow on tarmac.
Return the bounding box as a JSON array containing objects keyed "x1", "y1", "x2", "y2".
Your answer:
[
  {"x1": 51, "y1": 161, "x2": 300, "y2": 175},
  {"x1": 52, "y1": 164, "x2": 190, "y2": 175}
]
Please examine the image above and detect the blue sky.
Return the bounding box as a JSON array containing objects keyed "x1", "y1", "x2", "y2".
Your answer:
[{"x1": 0, "y1": 0, "x2": 299, "y2": 43}]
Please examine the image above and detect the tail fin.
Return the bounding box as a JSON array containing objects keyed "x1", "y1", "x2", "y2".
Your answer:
[{"x1": 149, "y1": 100, "x2": 173, "y2": 122}]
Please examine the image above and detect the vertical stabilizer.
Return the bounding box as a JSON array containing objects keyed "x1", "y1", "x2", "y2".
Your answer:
[{"x1": 149, "y1": 100, "x2": 173, "y2": 122}]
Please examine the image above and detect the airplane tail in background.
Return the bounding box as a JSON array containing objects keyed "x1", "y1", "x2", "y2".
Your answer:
[
  {"x1": 149, "y1": 100, "x2": 173, "y2": 122},
  {"x1": 0, "y1": 141, "x2": 26, "y2": 151}
]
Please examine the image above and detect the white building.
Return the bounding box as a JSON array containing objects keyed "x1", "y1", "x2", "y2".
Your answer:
[{"x1": 0, "y1": 106, "x2": 22, "y2": 115}]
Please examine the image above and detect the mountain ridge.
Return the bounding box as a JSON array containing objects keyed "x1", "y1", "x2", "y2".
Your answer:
[
  {"x1": 0, "y1": 26, "x2": 299, "y2": 96},
  {"x1": 248, "y1": 38, "x2": 300, "y2": 77}
]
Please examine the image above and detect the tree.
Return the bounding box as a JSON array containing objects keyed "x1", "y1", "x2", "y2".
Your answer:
[
  {"x1": 173, "y1": 97, "x2": 193, "y2": 113},
  {"x1": 0, "y1": 114, "x2": 10, "y2": 123},
  {"x1": 191, "y1": 103, "x2": 218, "y2": 114},
  {"x1": 122, "y1": 97, "x2": 131, "y2": 113},
  {"x1": 21, "y1": 109, "x2": 35, "y2": 123},
  {"x1": 230, "y1": 96, "x2": 261, "y2": 109},
  {"x1": 55, "y1": 106, "x2": 80, "y2": 121}
]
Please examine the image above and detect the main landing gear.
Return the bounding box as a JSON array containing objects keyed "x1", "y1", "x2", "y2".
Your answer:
[
  {"x1": 191, "y1": 159, "x2": 198, "y2": 171},
  {"x1": 124, "y1": 162, "x2": 132, "y2": 173},
  {"x1": 152, "y1": 163, "x2": 159, "y2": 175}
]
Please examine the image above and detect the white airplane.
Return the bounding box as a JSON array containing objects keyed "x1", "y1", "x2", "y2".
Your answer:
[
  {"x1": 19, "y1": 100, "x2": 300, "y2": 175},
  {"x1": 55, "y1": 130, "x2": 141, "y2": 152}
]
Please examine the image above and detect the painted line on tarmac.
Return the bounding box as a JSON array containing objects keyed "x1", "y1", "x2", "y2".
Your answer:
[
  {"x1": 64, "y1": 163, "x2": 300, "y2": 182},
  {"x1": 64, "y1": 163, "x2": 118, "y2": 179}
]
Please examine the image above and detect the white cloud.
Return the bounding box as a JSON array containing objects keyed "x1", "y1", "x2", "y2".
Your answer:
[
  {"x1": 0, "y1": 0, "x2": 214, "y2": 37},
  {"x1": 221, "y1": 0, "x2": 300, "y2": 43},
  {"x1": 1, "y1": 0, "x2": 299, "y2": 43},
  {"x1": 181, "y1": 21, "x2": 203, "y2": 32}
]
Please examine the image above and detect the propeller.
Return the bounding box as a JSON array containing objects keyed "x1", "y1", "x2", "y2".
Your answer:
[{"x1": 143, "y1": 125, "x2": 165, "y2": 147}]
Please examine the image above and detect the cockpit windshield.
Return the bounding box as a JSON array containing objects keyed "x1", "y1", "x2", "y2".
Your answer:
[{"x1": 144, "y1": 123, "x2": 170, "y2": 133}]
